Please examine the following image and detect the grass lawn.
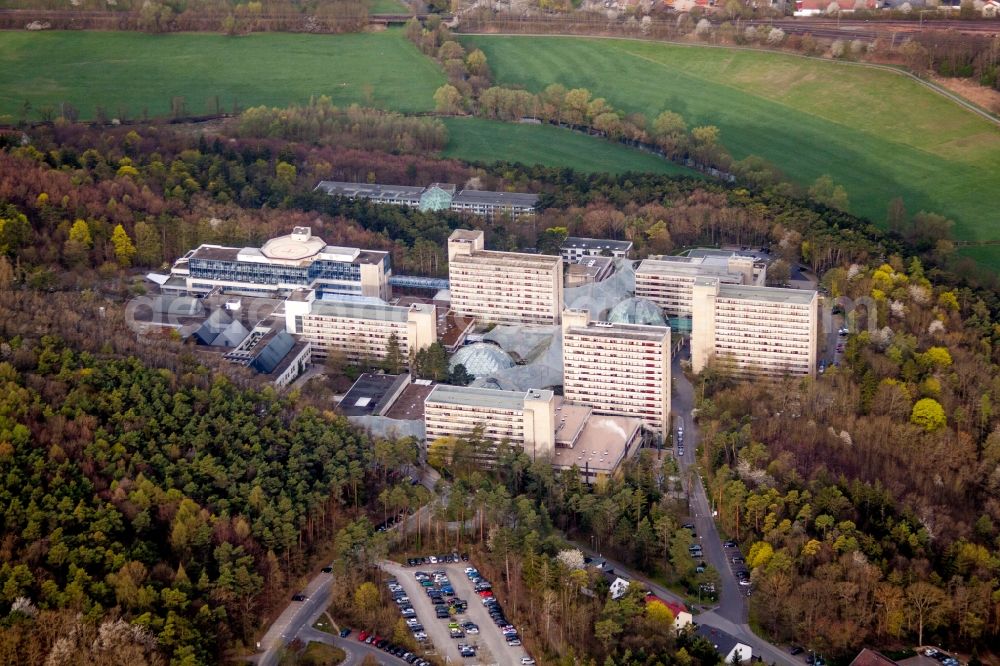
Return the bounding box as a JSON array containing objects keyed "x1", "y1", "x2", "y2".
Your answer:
[
  {"x1": 957, "y1": 245, "x2": 1000, "y2": 273},
  {"x1": 0, "y1": 29, "x2": 444, "y2": 118},
  {"x1": 443, "y1": 117, "x2": 698, "y2": 175},
  {"x1": 368, "y1": 0, "x2": 411, "y2": 13},
  {"x1": 280, "y1": 642, "x2": 345, "y2": 666},
  {"x1": 459, "y1": 35, "x2": 1000, "y2": 247}
]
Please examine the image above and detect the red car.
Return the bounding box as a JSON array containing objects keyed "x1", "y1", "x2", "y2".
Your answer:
[
  {"x1": 478, "y1": 590, "x2": 493, "y2": 598},
  {"x1": 358, "y1": 630, "x2": 369, "y2": 642}
]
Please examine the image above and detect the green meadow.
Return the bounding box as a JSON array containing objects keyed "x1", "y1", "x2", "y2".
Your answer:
[
  {"x1": 1, "y1": 29, "x2": 998, "y2": 266},
  {"x1": 461, "y1": 35, "x2": 1000, "y2": 251},
  {"x1": 442, "y1": 117, "x2": 697, "y2": 176}
]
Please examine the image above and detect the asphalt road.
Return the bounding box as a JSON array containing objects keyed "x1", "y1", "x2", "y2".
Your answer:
[
  {"x1": 299, "y1": 626, "x2": 404, "y2": 666},
  {"x1": 252, "y1": 570, "x2": 336, "y2": 666},
  {"x1": 671, "y1": 347, "x2": 800, "y2": 666},
  {"x1": 671, "y1": 347, "x2": 746, "y2": 625}
]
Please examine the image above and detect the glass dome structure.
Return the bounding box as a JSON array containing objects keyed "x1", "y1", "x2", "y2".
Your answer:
[
  {"x1": 607, "y1": 297, "x2": 668, "y2": 327},
  {"x1": 449, "y1": 342, "x2": 516, "y2": 377}
]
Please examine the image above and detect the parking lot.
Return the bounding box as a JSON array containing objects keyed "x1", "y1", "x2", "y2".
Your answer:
[
  {"x1": 385, "y1": 558, "x2": 532, "y2": 666},
  {"x1": 382, "y1": 561, "x2": 463, "y2": 664},
  {"x1": 445, "y1": 561, "x2": 530, "y2": 666}
]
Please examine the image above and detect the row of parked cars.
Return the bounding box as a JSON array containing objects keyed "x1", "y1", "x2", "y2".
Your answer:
[
  {"x1": 404, "y1": 552, "x2": 469, "y2": 566},
  {"x1": 356, "y1": 628, "x2": 429, "y2": 665},
  {"x1": 355, "y1": 576, "x2": 434, "y2": 665},
  {"x1": 923, "y1": 648, "x2": 960, "y2": 666},
  {"x1": 723, "y1": 540, "x2": 752, "y2": 595},
  {"x1": 415, "y1": 569, "x2": 468, "y2": 619},
  {"x1": 417, "y1": 568, "x2": 481, "y2": 659},
  {"x1": 465, "y1": 566, "x2": 533, "y2": 664}
]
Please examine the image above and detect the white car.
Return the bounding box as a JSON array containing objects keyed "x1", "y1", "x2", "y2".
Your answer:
[{"x1": 521, "y1": 659, "x2": 536, "y2": 665}]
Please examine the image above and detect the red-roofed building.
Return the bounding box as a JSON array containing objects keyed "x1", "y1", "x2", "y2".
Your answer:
[
  {"x1": 645, "y1": 594, "x2": 694, "y2": 632},
  {"x1": 850, "y1": 649, "x2": 899, "y2": 666}
]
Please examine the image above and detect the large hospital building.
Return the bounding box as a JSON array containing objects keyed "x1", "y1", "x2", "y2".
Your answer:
[
  {"x1": 283, "y1": 288, "x2": 437, "y2": 364},
  {"x1": 316, "y1": 181, "x2": 539, "y2": 220},
  {"x1": 691, "y1": 277, "x2": 818, "y2": 378},
  {"x1": 165, "y1": 227, "x2": 391, "y2": 300},
  {"x1": 447, "y1": 230, "x2": 564, "y2": 325},
  {"x1": 422, "y1": 384, "x2": 644, "y2": 480},
  {"x1": 635, "y1": 252, "x2": 765, "y2": 317},
  {"x1": 561, "y1": 309, "x2": 671, "y2": 435}
]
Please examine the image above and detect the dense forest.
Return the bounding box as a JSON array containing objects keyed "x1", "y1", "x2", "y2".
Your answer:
[
  {"x1": 694, "y1": 258, "x2": 1000, "y2": 658},
  {"x1": 0, "y1": 338, "x2": 389, "y2": 663}
]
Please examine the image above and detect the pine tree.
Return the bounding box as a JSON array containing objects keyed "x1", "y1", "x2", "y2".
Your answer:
[{"x1": 384, "y1": 332, "x2": 403, "y2": 375}]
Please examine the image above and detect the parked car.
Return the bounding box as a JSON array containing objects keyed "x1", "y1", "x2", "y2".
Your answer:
[
  {"x1": 357, "y1": 631, "x2": 369, "y2": 642},
  {"x1": 339, "y1": 628, "x2": 351, "y2": 638},
  {"x1": 732, "y1": 556, "x2": 745, "y2": 564},
  {"x1": 291, "y1": 593, "x2": 306, "y2": 602},
  {"x1": 790, "y1": 646, "x2": 804, "y2": 656},
  {"x1": 723, "y1": 540, "x2": 737, "y2": 548},
  {"x1": 321, "y1": 566, "x2": 333, "y2": 573},
  {"x1": 521, "y1": 659, "x2": 536, "y2": 665}
]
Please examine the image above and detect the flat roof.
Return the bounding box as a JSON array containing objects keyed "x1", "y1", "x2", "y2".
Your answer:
[
  {"x1": 562, "y1": 237, "x2": 633, "y2": 252},
  {"x1": 425, "y1": 384, "x2": 552, "y2": 411},
  {"x1": 688, "y1": 248, "x2": 756, "y2": 260},
  {"x1": 315, "y1": 181, "x2": 425, "y2": 198},
  {"x1": 338, "y1": 373, "x2": 408, "y2": 417},
  {"x1": 354, "y1": 250, "x2": 389, "y2": 265},
  {"x1": 383, "y1": 382, "x2": 435, "y2": 421},
  {"x1": 718, "y1": 283, "x2": 817, "y2": 305},
  {"x1": 309, "y1": 299, "x2": 431, "y2": 321},
  {"x1": 552, "y1": 412, "x2": 642, "y2": 473},
  {"x1": 565, "y1": 321, "x2": 670, "y2": 342},
  {"x1": 190, "y1": 245, "x2": 240, "y2": 262},
  {"x1": 554, "y1": 399, "x2": 591, "y2": 445},
  {"x1": 440, "y1": 311, "x2": 476, "y2": 350},
  {"x1": 454, "y1": 190, "x2": 538, "y2": 207},
  {"x1": 449, "y1": 229, "x2": 484, "y2": 242},
  {"x1": 636, "y1": 258, "x2": 739, "y2": 279},
  {"x1": 454, "y1": 250, "x2": 562, "y2": 269}
]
